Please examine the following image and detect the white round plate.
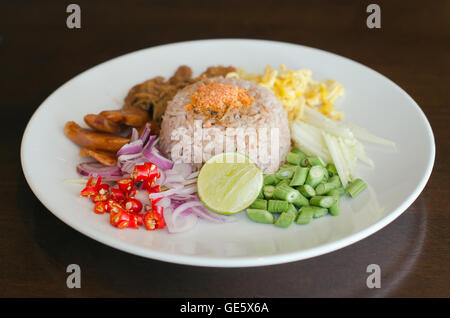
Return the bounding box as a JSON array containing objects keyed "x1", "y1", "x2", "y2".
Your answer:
[{"x1": 21, "y1": 39, "x2": 435, "y2": 267}]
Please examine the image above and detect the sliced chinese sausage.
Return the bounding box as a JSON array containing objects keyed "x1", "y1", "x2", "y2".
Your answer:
[
  {"x1": 84, "y1": 114, "x2": 122, "y2": 134},
  {"x1": 99, "y1": 107, "x2": 149, "y2": 127},
  {"x1": 79, "y1": 147, "x2": 118, "y2": 167},
  {"x1": 64, "y1": 121, "x2": 130, "y2": 152}
]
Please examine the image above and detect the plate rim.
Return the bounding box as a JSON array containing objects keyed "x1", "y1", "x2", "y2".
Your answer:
[{"x1": 20, "y1": 38, "x2": 436, "y2": 267}]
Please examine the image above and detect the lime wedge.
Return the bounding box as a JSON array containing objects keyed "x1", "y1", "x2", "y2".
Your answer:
[{"x1": 197, "y1": 152, "x2": 263, "y2": 215}]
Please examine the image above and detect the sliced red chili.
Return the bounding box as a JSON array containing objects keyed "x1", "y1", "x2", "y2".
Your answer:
[
  {"x1": 143, "y1": 206, "x2": 165, "y2": 230},
  {"x1": 141, "y1": 177, "x2": 156, "y2": 191},
  {"x1": 110, "y1": 188, "x2": 125, "y2": 203},
  {"x1": 124, "y1": 198, "x2": 143, "y2": 213},
  {"x1": 117, "y1": 178, "x2": 134, "y2": 194},
  {"x1": 80, "y1": 177, "x2": 96, "y2": 197},
  {"x1": 153, "y1": 205, "x2": 166, "y2": 228},
  {"x1": 93, "y1": 201, "x2": 108, "y2": 214},
  {"x1": 131, "y1": 162, "x2": 160, "y2": 182},
  {"x1": 127, "y1": 186, "x2": 137, "y2": 199},
  {"x1": 109, "y1": 201, "x2": 126, "y2": 216},
  {"x1": 150, "y1": 197, "x2": 162, "y2": 209},
  {"x1": 110, "y1": 209, "x2": 130, "y2": 229},
  {"x1": 147, "y1": 184, "x2": 161, "y2": 194},
  {"x1": 127, "y1": 213, "x2": 141, "y2": 229},
  {"x1": 91, "y1": 184, "x2": 110, "y2": 203},
  {"x1": 81, "y1": 177, "x2": 104, "y2": 197}
]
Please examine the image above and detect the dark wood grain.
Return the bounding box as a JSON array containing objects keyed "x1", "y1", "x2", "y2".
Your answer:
[{"x1": 0, "y1": 0, "x2": 449, "y2": 297}]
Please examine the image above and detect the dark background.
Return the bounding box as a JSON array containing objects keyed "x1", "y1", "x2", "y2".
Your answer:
[{"x1": 0, "y1": 0, "x2": 449, "y2": 297}]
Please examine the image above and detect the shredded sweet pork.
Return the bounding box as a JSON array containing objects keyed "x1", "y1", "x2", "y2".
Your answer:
[{"x1": 185, "y1": 82, "x2": 255, "y2": 122}]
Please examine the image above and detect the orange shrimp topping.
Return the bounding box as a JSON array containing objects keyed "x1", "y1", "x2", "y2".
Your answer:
[{"x1": 185, "y1": 82, "x2": 254, "y2": 120}]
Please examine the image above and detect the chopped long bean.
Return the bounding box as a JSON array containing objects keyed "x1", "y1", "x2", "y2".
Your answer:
[
  {"x1": 250, "y1": 199, "x2": 268, "y2": 210},
  {"x1": 346, "y1": 178, "x2": 367, "y2": 197},
  {"x1": 286, "y1": 203, "x2": 299, "y2": 218},
  {"x1": 326, "y1": 163, "x2": 338, "y2": 177},
  {"x1": 309, "y1": 195, "x2": 336, "y2": 208},
  {"x1": 295, "y1": 206, "x2": 315, "y2": 224},
  {"x1": 276, "y1": 166, "x2": 296, "y2": 179},
  {"x1": 263, "y1": 174, "x2": 279, "y2": 186},
  {"x1": 328, "y1": 175, "x2": 342, "y2": 187},
  {"x1": 328, "y1": 201, "x2": 340, "y2": 216},
  {"x1": 301, "y1": 156, "x2": 325, "y2": 167},
  {"x1": 286, "y1": 152, "x2": 304, "y2": 165},
  {"x1": 274, "y1": 212, "x2": 295, "y2": 228},
  {"x1": 312, "y1": 207, "x2": 328, "y2": 218},
  {"x1": 305, "y1": 166, "x2": 325, "y2": 188},
  {"x1": 290, "y1": 148, "x2": 306, "y2": 156},
  {"x1": 298, "y1": 184, "x2": 316, "y2": 198},
  {"x1": 268, "y1": 200, "x2": 290, "y2": 213},
  {"x1": 315, "y1": 182, "x2": 339, "y2": 195},
  {"x1": 247, "y1": 209, "x2": 274, "y2": 224},
  {"x1": 263, "y1": 185, "x2": 275, "y2": 199},
  {"x1": 276, "y1": 179, "x2": 291, "y2": 188},
  {"x1": 292, "y1": 192, "x2": 310, "y2": 208},
  {"x1": 273, "y1": 184, "x2": 300, "y2": 202},
  {"x1": 289, "y1": 166, "x2": 309, "y2": 186}
]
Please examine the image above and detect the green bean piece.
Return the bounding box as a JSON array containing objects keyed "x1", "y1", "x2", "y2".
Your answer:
[
  {"x1": 268, "y1": 200, "x2": 289, "y2": 213},
  {"x1": 302, "y1": 156, "x2": 325, "y2": 167},
  {"x1": 250, "y1": 199, "x2": 268, "y2": 210},
  {"x1": 276, "y1": 166, "x2": 296, "y2": 179},
  {"x1": 298, "y1": 184, "x2": 316, "y2": 198},
  {"x1": 326, "y1": 163, "x2": 338, "y2": 177},
  {"x1": 328, "y1": 175, "x2": 342, "y2": 187},
  {"x1": 346, "y1": 178, "x2": 367, "y2": 197},
  {"x1": 315, "y1": 182, "x2": 339, "y2": 195},
  {"x1": 295, "y1": 206, "x2": 315, "y2": 224},
  {"x1": 276, "y1": 179, "x2": 291, "y2": 187},
  {"x1": 274, "y1": 212, "x2": 295, "y2": 228},
  {"x1": 257, "y1": 188, "x2": 264, "y2": 199},
  {"x1": 263, "y1": 185, "x2": 275, "y2": 199},
  {"x1": 281, "y1": 163, "x2": 296, "y2": 169},
  {"x1": 329, "y1": 186, "x2": 346, "y2": 197},
  {"x1": 286, "y1": 203, "x2": 299, "y2": 218},
  {"x1": 305, "y1": 166, "x2": 325, "y2": 188},
  {"x1": 309, "y1": 195, "x2": 337, "y2": 208},
  {"x1": 247, "y1": 209, "x2": 274, "y2": 224},
  {"x1": 312, "y1": 207, "x2": 329, "y2": 218},
  {"x1": 292, "y1": 192, "x2": 310, "y2": 208},
  {"x1": 290, "y1": 148, "x2": 306, "y2": 156},
  {"x1": 286, "y1": 152, "x2": 304, "y2": 165},
  {"x1": 263, "y1": 174, "x2": 279, "y2": 186},
  {"x1": 328, "y1": 188, "x2": 341, "y2": 198},
  {"x1": 273, "y1": 184, "x2": 300, "y2": 203},
  {"x1": 328, "y1": 200, "x2": 340, "y2": 216},
  {"x1": 321, "y1": 166, "x2": 330, "y2": 182},
  {"x1": 289, "y1": 166, "x2": 309, "y2": 186}
]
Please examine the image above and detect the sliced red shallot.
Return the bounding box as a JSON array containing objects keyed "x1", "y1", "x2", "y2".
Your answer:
[
  {"x1": 77, "y1": 162, "x2": 123, "y2": 177},
  {"x1": 191, "y1": 206, "x2": 237, "y2": 223},
  {"x1": 130, "y1": 128, "x2": 139, "y2": 142},
  {"x1": 164, "y1": 207, "x2": 198, "y2": 234},
  {"x1": 142, "y1": 146, "x2": 173, "y2": 170},
  {"x1": 139, "y1": 123, "x2": 151, "y2": 143},
  {"x1": 116, "y1": 139, "x2": 143, "y2": 157}
]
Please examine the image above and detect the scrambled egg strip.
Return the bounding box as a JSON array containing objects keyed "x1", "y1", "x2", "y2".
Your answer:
[{"x1": 227, "y1": 65, "x2": 344, "y2": 122}]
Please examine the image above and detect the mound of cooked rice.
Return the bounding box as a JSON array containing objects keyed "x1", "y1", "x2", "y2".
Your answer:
[{"x1": 159, "y1": 77, "x2": 290, "y2": 174}]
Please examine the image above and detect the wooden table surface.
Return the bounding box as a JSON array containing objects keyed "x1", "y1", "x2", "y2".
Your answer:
[{"x1": 1, "y1": 0, "x2": 448, "y2": 298}]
